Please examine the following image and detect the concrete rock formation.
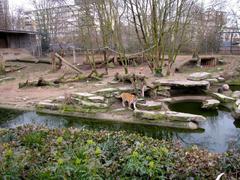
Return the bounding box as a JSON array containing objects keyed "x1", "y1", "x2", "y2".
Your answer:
[
  {"x1": 202, "y1": 99, "x2": 220, "y2": 109},
  {"x1": 188, "y1": 72, "x2": 211, "y2": 81}
]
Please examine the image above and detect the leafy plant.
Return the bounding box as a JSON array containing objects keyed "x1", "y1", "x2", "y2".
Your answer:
[
  {"x1": 21, "y1": 131, "x2": 47, "y2": 148},
  {"x1": 0, "y1": 126, "x2": 239, "y2": 179}
]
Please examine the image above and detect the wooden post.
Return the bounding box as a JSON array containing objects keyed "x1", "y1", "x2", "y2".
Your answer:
[
  {"x1": 73, "y1": 47, "x2": 76, "y2": 64},
  {"x1": 103, "y1": 48, "x2": 108, "y2": 75},
  {"x1": 230, "y1": 32, "x2": 233, "y2": 55},
  {"x1": 0, "y1": 54, "x2": 5, "y2": 74},
  {"x1": 51, "y1": 51, "x2": 56, "y2": 71}
]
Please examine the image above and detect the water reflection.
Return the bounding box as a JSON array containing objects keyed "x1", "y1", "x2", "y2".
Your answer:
[
  {"x1": 170, "y1": 101, "x2": 240, "y2": 152},
  {"x1": 0, "y1": 110, "x2": 176, "y2": 141},
  {"x1": 0, "y1": 108, "x2": 22, "y2": 123},
  {"x1": 179, "y1": 111, "x2": 240, "y2": 152},
  {"x1": 169, "y1": 101, "x2": 218, "y2": 117},
  {"x1": 0, "y1": 111, "x2": 69, "y2": 129}
]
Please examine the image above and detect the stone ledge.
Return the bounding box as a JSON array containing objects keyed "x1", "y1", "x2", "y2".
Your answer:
[{"x1": 134, "y1": 110, "x2": 206, "y2": 123}]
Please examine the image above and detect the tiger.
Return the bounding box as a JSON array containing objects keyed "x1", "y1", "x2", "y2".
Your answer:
[{"x1": 120, "y1": 92, "x2": 137, "y2": 110}]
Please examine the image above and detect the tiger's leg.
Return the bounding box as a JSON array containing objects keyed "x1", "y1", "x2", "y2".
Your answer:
[
  {"x1": 141, "y1": 85, "x2": 146, "y2": 97},
  {"x1": 133, "y1": 102, "x2": 137, "y2": 110},
  {"x1": 128, "y1": 102, "x2": 132, "y2": 110},
  {"x1": 122, "y1": 100, "x2": 126, "y2": 107}
]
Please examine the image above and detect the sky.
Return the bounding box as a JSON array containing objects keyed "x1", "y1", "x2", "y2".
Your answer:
[
  {"x1": 9, "y1": 0, "x2": 33, "y2": 11},
  {"x1": 8, "y1": 0, "x2": 238, "y2": 12},
  {"x1": 9, "y1": 0, "x2": 74, "y2": 10}
]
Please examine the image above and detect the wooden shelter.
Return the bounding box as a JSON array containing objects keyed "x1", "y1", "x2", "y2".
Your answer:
[{"x1": 0, "y1": 29, "x2": 41, "y2": 56}]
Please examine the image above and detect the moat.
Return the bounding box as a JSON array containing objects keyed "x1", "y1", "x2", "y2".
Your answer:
[{"x1": 1, "y1": 102, "x2": 240, "y2": 153}]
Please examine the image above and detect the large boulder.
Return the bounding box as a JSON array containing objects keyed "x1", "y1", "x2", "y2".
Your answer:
[
  {"x1": 206, "y1": 78, "x2": 218, "y2": 85},
  {"x1": 76, "y1": 99, "x2": 108, "y2": 109},
  {"x1": 236, "y1": 99, "x2": 240, "y2": 106},
  {"x1": 188, "y1": 72, "x2": 211, "y2": 81},
  {"x1": 71, "y1": 92, "x2": 106, "y2": 103},
  {"x1": 232, "y1": 100, "x2": 240, "y2": 120},
  {"x1": 202, "y1": 99, "x2": 220, "y2": 109},
  {"x1": 217, "y1": 76, "x2": 225, "y2": 82},
  {"x1": 72, "y1": 92, "x2": 95, "y2": 99},
  {"x1": 93, "y1": 88, "x2": 119, "y2": 98},
  {"x1": 232, "y1": 91, "x2": 240, "y2": 99},
  {"x1": 212, "y1": 93, "x2": 235, "y2": 103},
  {"x1": 118, "y1": 86, "x2": 135, "y2": 93},
  {"x1": 156, "y1": 86, "x2": 171, "y2": 97},
  {"x1": 222, "y1": 84, "x2": 230, "y2": 91},
  {"x1": 88, "y1": 96, "x2": 106, "y2": 103},
  {"x1": 137, "y1": 101, "x2": 162, "y2": 110},
  {"x1": 37, "y1": 101, "x2": 61, "y2": 110},
  {"x1": 153, "y1": 79, "x2": 210, "y2": 90},
  {"x1": 134, "y1": 110, "x2": 206, "y2": 123},
  {"x1": 54, "y1": 96, "x2": 65, "y2": 103}
]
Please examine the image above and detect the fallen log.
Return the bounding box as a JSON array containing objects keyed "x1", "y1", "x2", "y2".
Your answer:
[
  {"x1": 58, "y1": 73, "x2": 103, "y2": 83},
  {"x1": 19, "y1": 71, "x2": 103, "y2": 88},
  {"x1": 5, "y1": 65, "x2": 26, "y2": 73},
  {"x1": 55, "y1": 53, "x2": 83, "y2": 74},
  {"x1": 19, "y1": 77, "x2": 59, "y2": 88},
  {"x1": 116, "y1": 54, "x2": 143, "y2": 66},
  {"x1": 6, "y1": 58, "x2": 39, "y2": 63},
  {"x1": 114, "y1": 72, "x2": 147, "y2": 83}
]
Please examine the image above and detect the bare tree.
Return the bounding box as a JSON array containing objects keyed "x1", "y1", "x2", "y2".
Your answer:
[
  {"x1": 127, "y1": 0, "x2": 195, "y2": 76},
  {"x1": 9, "y1": 7, "x2": 25, "y2": 30},
  {"x1": 30, "y1": 0, "x2": 67, "y2": 52}
]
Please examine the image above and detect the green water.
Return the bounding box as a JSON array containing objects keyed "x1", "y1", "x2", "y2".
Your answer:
[
  {"x1": 230, "y1": 85, "x2": 240, "y2": 91},
  {"x1": 0, "y1": 109, "x2": 177, "y2": 140},
  {"x1": 0, "y1": 105, "x2": 240, "y2": 153},
  {"x1": 169, "y1": 101, "x2": 219, "y2": 117},
  {"x1": 169, "y1": 101, "x2": 240, "y2": 152},
  {"x1": 0, "y1": 109, "x2": 22, "y2": 123}
]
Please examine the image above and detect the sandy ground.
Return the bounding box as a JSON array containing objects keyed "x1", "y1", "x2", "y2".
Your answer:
[{"x1": 0, "y1": 54, "x2": 239, "y2": 109}]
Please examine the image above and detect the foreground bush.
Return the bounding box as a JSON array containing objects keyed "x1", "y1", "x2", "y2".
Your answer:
[{"x1": 0, "y1": 126, "x2": 239, "y2": 179}]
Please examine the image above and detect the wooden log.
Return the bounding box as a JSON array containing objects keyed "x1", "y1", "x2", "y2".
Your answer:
[
  {"x1": 19, "y1": 77, "x2": 58, "y2": 88},
  {"x1": 116, "y1": 54, "x2": 143, "y2": 66},
  {"x1": 5, "y1": 65, "x2": 26, "y2": 73},
  {"x1": 53, "y1": 71, "x2": 103, "y2": 84},
  {"x1": 114, "y1": 72, "x2": 147, "y2": 83},
  {"x1": 55, "y1": 53, "x2": 83, "y2": 74}
]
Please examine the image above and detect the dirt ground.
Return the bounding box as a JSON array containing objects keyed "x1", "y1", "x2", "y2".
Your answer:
[{"x1": 0, "y1": 54, "x2": 239, "y2": 109}]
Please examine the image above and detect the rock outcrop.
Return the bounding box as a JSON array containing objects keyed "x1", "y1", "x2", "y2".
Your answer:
[
  {"x1": 212, "y1": 93, "x2": 235, "y2": 103},
  {"x1": 202, "y1": 99, "x2": 220, "y2": 109},
  {"x1": 232, "y1": 99, "x2": 240, "y2": 120},
  {"x1": 137, "y1": 101, "x2": 162, "y2": 110},
  {"x1": 153, "y1": 79, "x2": 210, "y2": 89},
  {"x1": 188, "y1": 72, "x2": 211, "y2": 81},
  {"x1": 232, "y1": 91, "x2": 240, "y2": 99},
  {"x1": 134, "y1": 110, "x2": 206, "y2": 123},
  {"x1": 37, "y1": 101, "x2": 61, "y2": 110}
]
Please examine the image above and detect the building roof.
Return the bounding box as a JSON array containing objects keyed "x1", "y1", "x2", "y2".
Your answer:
[{"x1": 0, "y1": 29, "x2": 38, "y2": 35}]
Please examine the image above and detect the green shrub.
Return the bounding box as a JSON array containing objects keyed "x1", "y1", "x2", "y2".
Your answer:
[
  {"x1": 0, "y1": 126, "x2": 239, "y2": 179},
  {"x1": 21, "y1": 131, "x2": 47, "y2": 148}
]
